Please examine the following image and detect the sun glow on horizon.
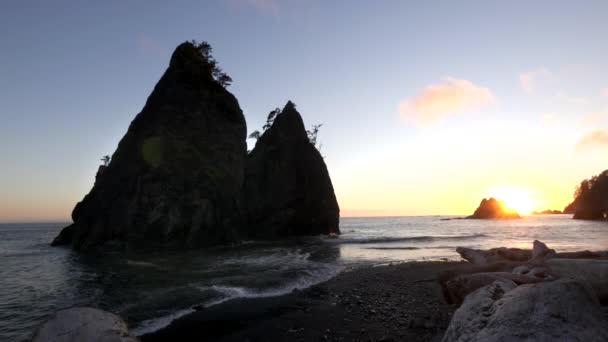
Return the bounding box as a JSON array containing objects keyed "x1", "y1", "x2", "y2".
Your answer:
[{"x1": 489, "y1": 187, "x2": 537, "y2": 215}]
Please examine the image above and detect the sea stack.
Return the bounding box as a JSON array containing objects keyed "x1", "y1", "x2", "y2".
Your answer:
[
  {"x1": 244, "y1": 102, "x2": 340, "y2": 237},
  {"x1": 467, "y1": 197, "x2": 520, "y2": 219},
  {"x1": 52, "y1": 42, "x2": 247, "y2": 250}
]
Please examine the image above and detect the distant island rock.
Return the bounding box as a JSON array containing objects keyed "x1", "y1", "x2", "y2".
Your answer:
[
  {"x1": 244, "y1": 101, "x2": 340, "y2": 237},
  {"x1": 467, "y1": 198, "x2": 521, "y2": 219},
  {"x1": 52, "y1": 41, "x2": 340, "y2": 251},
  {"x1": 563, "y1": 170, "x2": 608, "y2": 220},
  {"x1": 531, "y1": 209, "x2": 562, "y2": 215}
]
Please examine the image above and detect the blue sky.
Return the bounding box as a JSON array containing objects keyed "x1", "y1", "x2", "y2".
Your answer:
[{"x1": 1, "y1": 0, "x2": 608, "y2": 221}]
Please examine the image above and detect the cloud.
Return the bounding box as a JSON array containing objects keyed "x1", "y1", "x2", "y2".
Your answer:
[
  {"x1": 519, "y1": 67, "x2": 551, "y2": 93},
  {"x1": 399, "y1": 77, "x2": 495, "y2": 126},
  {"x1": 226, "y1": 0, "x2": 281, "y2": 15},
  {"x1": 540, "y1": 112, "x2": 559, "y2": 126},
  {"x1": 576, "y1": 128, "x2": 608, "y2": 151},
  {"x1": 579, "y1": 112, "x2": 608, "y2": 127},
  {"x1": 552, "y1": 91, "x2": 589, "y2": 106}
]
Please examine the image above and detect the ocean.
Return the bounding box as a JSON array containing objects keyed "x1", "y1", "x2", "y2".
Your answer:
[{"x1": 1, "y1": 215, "x2": 607, "y2": 341}]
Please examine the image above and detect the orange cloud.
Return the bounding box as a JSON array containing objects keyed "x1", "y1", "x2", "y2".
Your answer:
[
  {"x1": 576, "y1": 128, "x2": 608, "y2": 151},
  {"x1": 519, "y1": 67, "x2": 551, "y2": 94},
  {"x1": 399, "y1": 77, "x2": 494, "y2": 125}
]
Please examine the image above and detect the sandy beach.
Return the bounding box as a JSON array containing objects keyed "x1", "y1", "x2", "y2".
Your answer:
[{"x1": 141, "y1": 261, "x2": 479, "y2": 342}]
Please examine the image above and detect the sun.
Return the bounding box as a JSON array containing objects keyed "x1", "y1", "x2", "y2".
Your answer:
[{"x1": 489, "y1": 187, "x2": 536, "y2": 214}]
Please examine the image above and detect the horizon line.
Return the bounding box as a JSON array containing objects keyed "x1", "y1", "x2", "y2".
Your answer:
[{"x1": 0, "y1": 212, "x2": 566, "y2": 224}]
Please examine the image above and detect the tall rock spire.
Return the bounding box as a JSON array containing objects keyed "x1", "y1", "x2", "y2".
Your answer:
[
  {"x1": 244, "y1": 102, "x2": 340, "y2": 237},
  {"x1": 52, "y1": 41, "x2": 247, "y2": 250}
]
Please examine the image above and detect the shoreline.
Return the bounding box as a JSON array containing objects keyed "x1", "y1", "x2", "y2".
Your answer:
[{"x1": 140, "y1": 260, "x2": 477, "y2": 342}]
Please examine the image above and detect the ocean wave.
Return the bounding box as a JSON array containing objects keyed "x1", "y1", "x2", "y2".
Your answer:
[
  {"x1": 199, "y1": 263, "x2": 342, "y2": 307},
  {"x1": 130, "y1": 308, "x2": 193, "y2": 337},
  {"x1": 332, "y1": 233, "x2": 488, "y2": 245},
  {"x1": 219, "y1": 250, "x2": 312, "y2": 268},
  {"x1": 131, "y1": 263, "x2": 343, "y2": 336}
]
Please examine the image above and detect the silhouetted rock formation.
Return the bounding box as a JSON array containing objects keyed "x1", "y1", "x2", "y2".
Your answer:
[
  {"x1": 531, "y1": 209, "x2": 562, "y2": 215},
  {"x1": 52, "y1": 41, "x2": 343, "y2": 251},
  {"x1": 244, "y1": 102, "x2": 340, "y2": 237},
  {"x1": 563, "y1": 201, "x2": 577, "y2": 214},
  {"x1": 467, "y1": 198, "x2": 520, "y2": 219},
  {"x1": 52, "y1": 42, "x2": 247, "y2": 250},
  {"x1": 564, "y1": 170, "x2": 608, "y2": 220}
]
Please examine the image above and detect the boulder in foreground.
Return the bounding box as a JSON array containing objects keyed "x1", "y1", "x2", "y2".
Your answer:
[
  {"x1": 444, "y1": 272, "x2": 546, "y2": 304},
  {"x1": 547, "y1": 258, "x2": 608, "y2": 303},
  {"x1": 442, "y1": 279, "x2": 608, "y2": 342},
  {"x1": 31, "y1": 307, "x2": 138, "y2": 342}
]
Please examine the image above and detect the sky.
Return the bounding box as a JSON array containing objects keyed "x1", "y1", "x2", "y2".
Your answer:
[{"x1": 1, "y1": 0, "x2": 608, "y2": 221}]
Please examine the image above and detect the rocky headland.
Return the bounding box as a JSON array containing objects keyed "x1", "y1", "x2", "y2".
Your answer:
[
  {"x1": 51, "y1": 41, "x2": 339, "y2": 251},
  {"x1": 467, "y1": 198, "x2": 520, "y2": 219},
  {"x1": 564, "y1": 169, "x2": 608, "y2": 220}
]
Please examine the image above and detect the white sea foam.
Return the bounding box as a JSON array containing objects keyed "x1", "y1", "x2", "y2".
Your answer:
[
  {"x1": 130, "y1": 263, "x2": 343, "y2": 336},
  {"x1": 130, "y1": 308, "x2": 194, "y2": 336},
  {"x1": 200, "y1": 266, "x2": 342, "y2": 306}
]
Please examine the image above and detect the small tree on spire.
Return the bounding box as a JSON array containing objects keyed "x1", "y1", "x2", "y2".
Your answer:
[
  {"x1": 307, "y1": 124, "x2": 323, "y2": 147},
  {"x1": 100, "y1": 155, "x2": 110, "y2": 166}
]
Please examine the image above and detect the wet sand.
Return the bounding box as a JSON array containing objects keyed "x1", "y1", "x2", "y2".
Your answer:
[{"x1": 141, "y1": 261, "x2": 478, "y2": 342}]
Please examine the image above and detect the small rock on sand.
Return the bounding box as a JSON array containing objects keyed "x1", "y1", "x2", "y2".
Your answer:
[{"x1": 31, "y1": 307, "x2": 138, "y2": 342}]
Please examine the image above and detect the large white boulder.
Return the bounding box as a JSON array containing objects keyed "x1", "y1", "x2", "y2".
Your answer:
[
  {"x1": 442, "y1": 279, "x2": 608, "y2": 342},
  {"x1": 444, "y1": 272, "x2": 544, "y2": 304},
  {"x1": 547, "y1": 258, "x2": 608, "y2": 302},
  {"x1": 31, "y1": 307, "x2": 138, "y2": 342}
]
